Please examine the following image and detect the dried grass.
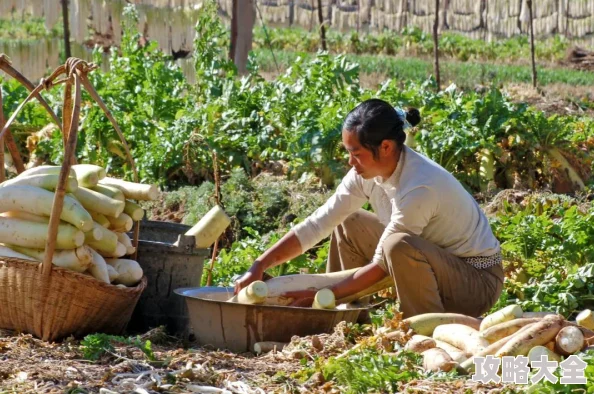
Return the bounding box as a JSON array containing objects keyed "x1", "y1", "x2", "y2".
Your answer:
[{"x1": 0, "y1": 322, "x2": 522, "y2": 393}]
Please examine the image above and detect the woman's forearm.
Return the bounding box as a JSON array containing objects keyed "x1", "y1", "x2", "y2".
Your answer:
[
  {"x1": 255, "y1": 230, "x2": 303, "y2": 271},
  {"x1": 330, "y1": 262, "x2": 388, "y2": 300}
]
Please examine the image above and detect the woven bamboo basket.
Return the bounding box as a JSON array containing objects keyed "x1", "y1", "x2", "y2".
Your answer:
[{"x1": 0, "y1": 56, "x2": 146, "y2": 341}]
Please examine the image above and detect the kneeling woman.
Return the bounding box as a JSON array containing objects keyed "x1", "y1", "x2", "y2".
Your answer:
[{"x1": 234, "y1": 98, "x2": 503, "y2": 318}]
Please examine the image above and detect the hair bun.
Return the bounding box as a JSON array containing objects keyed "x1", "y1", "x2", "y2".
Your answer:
[{"x1": 406, "y1": 108, "x2": 421, "y2": 127}]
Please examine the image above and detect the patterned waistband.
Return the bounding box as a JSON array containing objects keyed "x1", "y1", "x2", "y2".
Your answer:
[{"x1": 462, "y1": 251, "x2": 503, "y2": 269}]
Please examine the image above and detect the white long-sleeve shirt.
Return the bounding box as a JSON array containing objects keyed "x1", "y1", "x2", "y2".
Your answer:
[{"x1": 292, "y1": 146, "x2": 500, "y2": 269}]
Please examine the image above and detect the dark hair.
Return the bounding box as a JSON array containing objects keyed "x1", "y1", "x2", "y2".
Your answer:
[{"x1": 343, "y1": 99, "x2": 421, "y2": 159}]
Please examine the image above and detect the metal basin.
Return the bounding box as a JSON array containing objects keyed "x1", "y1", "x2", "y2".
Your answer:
[{"x1": 175, "y1": 286, "x2": 367, "y2": 353}]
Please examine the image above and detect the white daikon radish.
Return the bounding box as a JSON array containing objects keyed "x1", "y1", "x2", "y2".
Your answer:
[
  {"x1": 124, "y1": 200, "x2": 144, "y2": 221},
  {"x1": 479, "y1": 318, "x2": 542, "y2": 343},
  {"x1": 84, "y1": 222, "x2": 104, "y2": 242},
  {"x1": 0, "y1": 217, "x2": 84, "y2": 249},
  {"x1": 460, "y1": 323, "x2": 538, "y2": 373},
  {"x1": 480, "y1": 305, "x2": 523, "y2": 331},
  {"x1": 117, "y1": 232, "x2": 136, "y2": 255},
  {"x1": 88, "y1": 248, "x2": 110, "y2": 284},
  {"x1": 434, "y1": 340, "x2": 468, "y2": 363},
  {"x1": 0, "y1": 174, "x2": 78, "y2": 193},
  {"x1": 555, "y1": 326, "x2": 585, "y2": 356},
  {"x1": 72, "y1": 164, "x2": 106, "y2": 180},
  {"x1": 0, "y1": 185, "x2": 93, "y2": 232},
  {"x1": 9, "y1": 244, "x2": 92, "y2": 272},
  {"x1": 528, "y1": 346, "x2": 562, "y2": 365},
  {"x1": 422, "y1": 348, "x2": 456, "y2": 372},
  {"x1": 312, "y1": 288, "x2": 335, "y2": 309},
  {"x1": 72, "y1": 187, "x2": 125, "y2": 218},
  {"x1": 433, "y1": 324, "x2": 490, "y2": 355},
  {"x1": 259, "y1": 268, "x2": 358, "y2": 306},
  {"x1": 0, "y1": 244, "x2": 38, "y2": 261},
  {"x1": 495, "y1": 315, "x2": 564, "y2": 358},
  {"x1": 523, "y1": 312, "x2": 556, "y2": 318},
  {"x1": 86, "y1": 225, "x2": 119, "y2": 255},
  {"x1": 89, "y1": 211, "x2": 110, "y2": 228},
  {"x1": 404, "y1": 313, "x2": 481, "y2": 336},
  {"x1": 97, "y1": 242, "x2": 127, "y2": 258},
  {"x1": 253, "y1": 341, "x2": 287, "y2": 354},
  {"x1": 185, "y1": 205, "x2": 231, "y2": 248},
  {"x1": 106, "y1": 258, "x2": 143, "y2": 286},
  {"x1": 405, "y1": 335, "x2": 436, "y2": 353},
  {"x1": 99, "y1": 177, "x2": 158, "y2": 201},
  {"x1": 1, "y1": 211, "x2": 49, "y2": 223},
  {"x1": 234, "y1": 281, "x2": 268, "y2": 304},
  {"x1": 107, "y1": 212, "x2": 133, "y2": 232},
  {"x1": 91, "y1": 184, "x2": 125, "y2": 201},
  {"x1": 336, "y1": 276, "x2": 393, "y2": 304},
  {"x1": 17, "y1": 165, "x2": 75, "y2": 179},
  {"x1": 106, "y1": 264, "x2": 119, "y2": 282},
  {"x1": 72, "y1": 164, "x2": 106, "y2": 187},
  {"x1": 576, "y1": 309, "x2": 594, "y2": 330}
]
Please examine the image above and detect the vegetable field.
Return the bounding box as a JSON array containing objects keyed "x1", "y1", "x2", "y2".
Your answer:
[{"x1": 1, "y1": 1, "x2": 594, "y2": 393}]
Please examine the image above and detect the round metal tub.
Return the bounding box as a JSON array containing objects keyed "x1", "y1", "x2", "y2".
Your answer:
[{"x1": 175, "y1": 286, "x2": 367, "y2": 353}]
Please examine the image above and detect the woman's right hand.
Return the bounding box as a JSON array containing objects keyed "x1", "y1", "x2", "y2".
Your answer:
[{"x1": 233, "y1": 262, "x2": 264, "y2": 295}]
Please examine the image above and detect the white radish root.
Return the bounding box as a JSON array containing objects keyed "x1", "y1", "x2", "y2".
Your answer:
[
  {"x1": 554, "y1": 325, "x2": 584, "y2": 356},
  {"x1": 422, "y1": 348, "x2": 456, "y2": 372},
  {"x1": 433, "y1": 324, "x2": 489, "y2": 355},
  {"x1": 495, "y1": 315, "x2": 564, "y2": 358},
  {"x1": 404, "y1": 313, "x2": 481, "y2": 336},
  {"x1": 479, "y1": 318, "x2": 541, "y2": 343},
  {"x1": 480, "y1": 304, "x2": 523, "y2": 331},
  {"x1": 404, "y1": 335, "x2": 436, "y2": 354}
]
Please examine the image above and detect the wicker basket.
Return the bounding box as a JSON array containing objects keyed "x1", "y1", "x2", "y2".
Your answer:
[
  {"x1": 0, "y1": 57, "x2": 147, "y2": 341},
  {"x1": 0, "y1": 259, "x2": 147, "y2": 341}
]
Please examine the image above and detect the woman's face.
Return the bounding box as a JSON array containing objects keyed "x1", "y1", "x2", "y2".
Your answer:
[{"x1": 342, "y1": 129, "x2": 383, "y2": 179}]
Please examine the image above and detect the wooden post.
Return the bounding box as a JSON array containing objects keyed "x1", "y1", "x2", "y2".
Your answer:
[
  {"x1": 206, "y1": 151, "x2": 222, "y2": 286},
  {"x1": 0, "y1": 90, "x2": 5, "y2": 183},
  {"x1": 230, "y1": 0, "x2": 238, "y2": 62},
  {"x1": 317, "y1": 0, "x2": 327, "y2": 51},
  {"x1": 62, "y1": 0, "x2": 71, "y2": 59},
  {"x1": 231, "y1": 0, "x2": 256, "y2": 75},
  {"x1": 433, "y1": 0, "x2": 441, "y2": 91},
  {"x1": 527, "y1": 0, "x2": 537, "y2": 88}
]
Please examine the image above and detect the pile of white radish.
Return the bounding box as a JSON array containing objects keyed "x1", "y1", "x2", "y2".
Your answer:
[
  {"x1": 397, "y1": 305, "x2": 594, "y2": 373},
  {"x1": 0, "y1": 164, "x2": 158, "y2": 287}
]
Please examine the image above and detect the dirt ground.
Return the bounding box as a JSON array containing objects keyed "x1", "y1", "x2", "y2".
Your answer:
[
  {"x1": 0, "y1": 322, "x2": 521, "y2": 394},
  {"x1": 0, "y1": 327, "x2": 302, "y2": 394}
]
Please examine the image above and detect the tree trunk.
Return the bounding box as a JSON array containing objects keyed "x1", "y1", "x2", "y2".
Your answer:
[
  {"x1": 317, "y1": 0, "x2": 327, "y2": 51},
  {"x1": 527, "y1": 0, "x2": 537, "y2": 87},
  {"x1": 433, "y1": 0, "x2": 441, "y2": 91},
  {"x1": 61, "y1": 0, "x2": 71, "y2": 59},
  {"x1": 230, "y1": 0, "x2": 238, "y2": 61},
  {"x1": 231, "y1": 0, "x2": 256, "y2": 75}
]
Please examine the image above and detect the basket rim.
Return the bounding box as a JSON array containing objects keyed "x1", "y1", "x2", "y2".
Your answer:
[{"x1": 0, "y1": 256, "x2": 147, "y2": 293}]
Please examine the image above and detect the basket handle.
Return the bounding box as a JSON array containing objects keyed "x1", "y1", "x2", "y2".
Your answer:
[
  {"x1": 0, "y1": 55, "x2": 62, "y2": 174},
  {"x1": 42, "y1": 69, "x2": 83, "y2": 275}
]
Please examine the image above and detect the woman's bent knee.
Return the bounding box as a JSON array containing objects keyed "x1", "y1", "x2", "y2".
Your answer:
[{"x1": 382, "y1": 232, "x2": 415, "y2": 256}]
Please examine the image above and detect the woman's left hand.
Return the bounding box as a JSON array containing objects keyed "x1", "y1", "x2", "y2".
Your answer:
[{"x1": 282, "y1": 289, "x2": 317, "y2": 307}]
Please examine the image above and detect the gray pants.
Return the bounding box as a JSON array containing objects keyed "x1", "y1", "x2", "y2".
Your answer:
[{"x1": 327, "y1": 209, "x2": 504, "y2": 318}]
